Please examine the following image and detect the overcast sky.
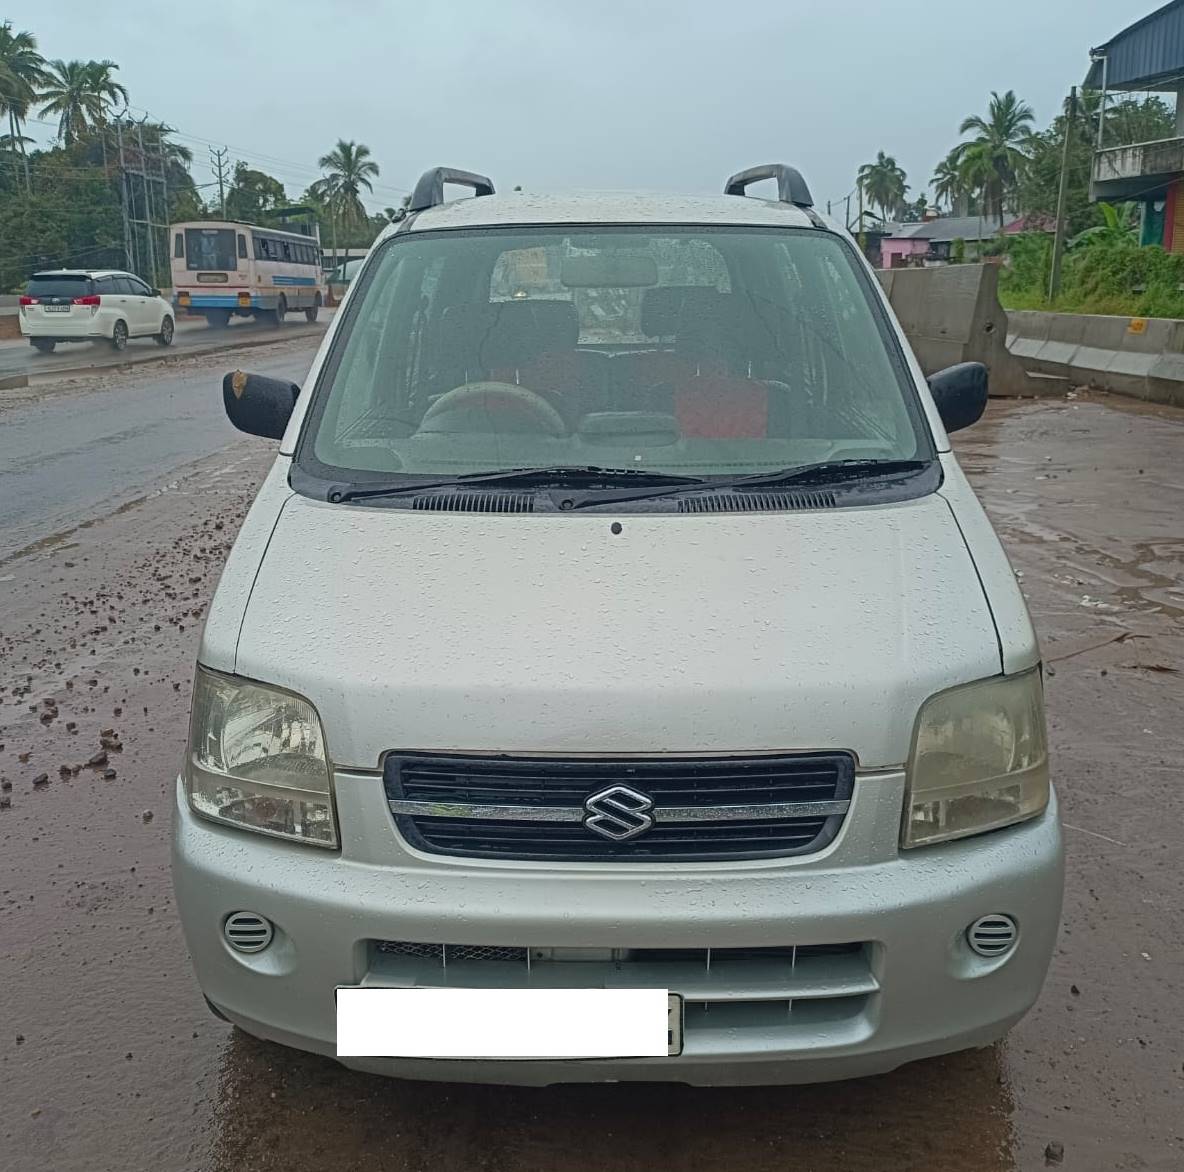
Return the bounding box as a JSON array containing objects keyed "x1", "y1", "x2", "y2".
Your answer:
[{"x1": 21, "y1": 0, "x2": 1138, "y2": 216}]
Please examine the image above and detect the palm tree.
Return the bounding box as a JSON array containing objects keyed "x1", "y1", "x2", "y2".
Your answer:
[
  {"x1": 957, "y1": 90, "x2": 1035, "y2": 228},
  {"x1": 316, "y1": 140, "x2": 380, "y2": 267},
  {"x1": 0, "y1": 22, "x2": 47, "y2": 192},
  {"x1": 857, "y1": 151, "x2": 909, "y2": 221},
  {"x1": 39, "y1": 58, "x2": 128, "y2": 144},
  {"x1": 931, "y1": 150, "x2": 970, "y2": 215}
]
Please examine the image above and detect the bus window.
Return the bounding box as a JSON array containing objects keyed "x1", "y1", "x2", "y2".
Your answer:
[
  {"x1": 282, "y1": 241, "x2": 292, "y2": 261},
  {"x1": 185, "y1": 227, "x2": 236, "y2": 271},
  {"x1": 174, "y1": 233, "x2": 184, "y2": 259},
  {"x1": 238, "y1": 234, "x2": 248, "y2": 259}
]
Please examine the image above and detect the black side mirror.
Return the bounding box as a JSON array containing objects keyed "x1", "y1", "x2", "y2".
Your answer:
[
  {"x1": 223, "y1": 371, "x2": 300, "y2": 439},
  {"x1": 151, "y1": 288, "x2": 162, "y2": 297},
  {"x1": 927, "y1": 362, "x2": 988, "y2": 433}
]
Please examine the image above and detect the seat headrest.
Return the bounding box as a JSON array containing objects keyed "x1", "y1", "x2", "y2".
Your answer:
[
  {"x1": 641, "y1": 286, "x2": 725, "y2": 339},
  {"x1": 673, "y1": 295, "x2": 749, "y2": 373},
  {"x1": 477, "y1": 300, "x2": 580, "y2": 370}
]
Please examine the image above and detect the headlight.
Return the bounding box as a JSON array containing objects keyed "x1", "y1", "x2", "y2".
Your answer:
[
  {"x1": 185, "y1": 667, "x2": 337, "y2": 848},
  {"x1": 903, "y1": 668, "x2": 1049, "y2": 849}
]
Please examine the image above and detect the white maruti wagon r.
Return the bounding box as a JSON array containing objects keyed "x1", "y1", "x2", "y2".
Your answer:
[
  {"x1": 173, "y1": 164, "x2": 1063, "y2": 1086},
  {"x1": 19, "y1": 268, "x2": 175, "y2": 354}
]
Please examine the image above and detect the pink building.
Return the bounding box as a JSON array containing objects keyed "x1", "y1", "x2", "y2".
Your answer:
[{"x1": 878, "y1": 216, "x2": 1027, "y2": 268}]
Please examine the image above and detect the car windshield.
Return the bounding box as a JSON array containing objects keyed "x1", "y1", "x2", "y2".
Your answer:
[
  {"x1": 27, "y1": 275, "x2": 93, "y2": 298},
  {"x1": 301, "y1": 225, "x2": 931, "y2": 484}
]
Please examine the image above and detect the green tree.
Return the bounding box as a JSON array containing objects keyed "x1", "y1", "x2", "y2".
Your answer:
[
  {"x1": 315, "y1": 140, "x2": 380, "y2": 264},
  {"x1": 857, "y1": 150, "x2": 909, "y2": 220},
  {"x1": 0, "y1": 22, "x2": 46, "y2": 192},
  {"x1": 0, "y1": 145, "x2": 124, "y2": 291},
  {"x1": 956, "y1": 89, "x2": 1034, "y2": 227},
  {"x1": 39, "y1": 58, "x2": 128, "y2": 143},
  {"x1": 225, "y1": 161, "x2": 287, "y2": 222},
  {"x1": 931, "y1": 150, "x2": 971, "y2": 215},
  {"x1": 1083, "y1": 92, "x2": 1174, "y2": 148}
]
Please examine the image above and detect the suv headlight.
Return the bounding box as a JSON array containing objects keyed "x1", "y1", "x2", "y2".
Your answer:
[
  {"x1": 903, "y1": 668, "x2": 1049, "y2": 849},
  {"x1": 185, "y1": 667, "x2": 337, "y2": 848}
]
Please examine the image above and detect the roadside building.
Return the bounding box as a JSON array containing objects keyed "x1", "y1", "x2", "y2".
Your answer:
[
  {"x1": 1088, "y1": 0, "x2": 1184, "y2": 249},
  {"x1": 879, "y1": 216, "x2": 1023, "y2": 268}
]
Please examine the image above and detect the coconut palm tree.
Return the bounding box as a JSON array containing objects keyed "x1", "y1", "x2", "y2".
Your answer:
[
  {"x1": 857, "y1": 151, "x2": 909, "y2": 221},
  {"x1": 0, "y1": 22, "x2": 47, "y2": 191},
  {"x1": 956, "y1": 90, "x2": 1035, "y2": 228},
  {"x1": 931, "y1": 150, "x2": 970, "y2": 215},
  {"x1": 316, "y1": 140, "x2": 380, "y2": 268},
  {"x1": 316, "y1": 140, "x2": 379, "y2": 229},
  {"x1": 39, "y1": 58, "x2": 128, "y2": 144}
]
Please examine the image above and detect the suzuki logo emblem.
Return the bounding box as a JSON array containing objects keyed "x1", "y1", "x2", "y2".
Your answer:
[{"x1": 582, "y1": 784, "x2": 655, "y2": 841}]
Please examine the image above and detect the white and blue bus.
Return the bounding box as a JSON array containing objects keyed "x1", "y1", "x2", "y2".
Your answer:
[{"x1": 170, "y1": 220, "x2": 325, "y2": 327}]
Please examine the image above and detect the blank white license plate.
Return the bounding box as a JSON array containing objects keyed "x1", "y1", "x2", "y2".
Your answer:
[{"x1": 337, "y1": 988, "x2": 683, "y2": 1059}]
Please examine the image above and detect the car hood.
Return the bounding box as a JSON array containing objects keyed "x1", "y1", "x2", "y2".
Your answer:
[{"x1": 233, "y1": 493, "x2": 1002, "y2": 770}]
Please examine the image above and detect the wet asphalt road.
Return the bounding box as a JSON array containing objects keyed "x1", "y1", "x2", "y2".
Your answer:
[
  {"x1": 0, "y1": 377, "x2": 1182, "y2": 1171},
  {"x1": 0, "y1": 340, "x2": 319, "y2": 564},
  {"x1": 0, "y1": 314, "x2": 325, "y2": 380}
]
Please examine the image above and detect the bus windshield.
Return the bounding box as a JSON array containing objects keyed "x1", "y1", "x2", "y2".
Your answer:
[{"x1": 185, "y1": 228, "x2": 236, "y2": 271}]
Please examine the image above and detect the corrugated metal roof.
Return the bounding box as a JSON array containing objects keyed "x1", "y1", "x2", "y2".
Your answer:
[
  {"x1": 884, "y1": 216, "x2": 1016, "y2": 242},
  {"x1": 1085, "y1": 0, "x2": 1184, "y2": 91}
]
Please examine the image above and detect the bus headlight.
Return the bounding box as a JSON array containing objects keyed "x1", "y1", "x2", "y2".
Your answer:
[
  {"x1": 903, "y1": 668, "x2": 1049, "y2": 849},
  {"x1": 185, "y1": 667, "x2": 337, "y2": 848}
]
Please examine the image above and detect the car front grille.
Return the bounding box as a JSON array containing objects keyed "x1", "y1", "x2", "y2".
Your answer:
[{"x1": 383, "y1": 753, "x2": 854, "y2": 862}]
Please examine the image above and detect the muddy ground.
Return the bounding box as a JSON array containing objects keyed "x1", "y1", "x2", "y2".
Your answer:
[{"x1": 0, "y1": 385, "x2": 1182, "y2": 1171}]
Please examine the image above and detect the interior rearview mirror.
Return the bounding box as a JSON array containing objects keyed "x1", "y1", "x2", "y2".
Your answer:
[
  {"x1": 222, "y1": 370, "x2": 300, "y2": 440},
  {"x1": 561, "y1": 254, "x2": 658, "y2": 288},
  {"x1": 927, "y1": 362, "x2": 988, "y2": 433}
]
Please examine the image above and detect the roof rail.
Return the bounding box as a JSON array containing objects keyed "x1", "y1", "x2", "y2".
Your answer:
[
  {"x1": 724, "y1": 164, "x2": 813, "y2": 210},
  {"x1": 409, "y1": 167, "x2": 496, "y2": 213}
]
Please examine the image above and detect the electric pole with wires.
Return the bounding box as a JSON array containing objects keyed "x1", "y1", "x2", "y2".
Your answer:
[{"x1": 209, "y1": 147, "x2": 230, "y2": 219}]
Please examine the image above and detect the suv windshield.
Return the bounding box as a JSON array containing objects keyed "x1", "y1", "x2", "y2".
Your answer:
[{"x1": 301, "y1": 226, "x2": 931, "y2": 486}]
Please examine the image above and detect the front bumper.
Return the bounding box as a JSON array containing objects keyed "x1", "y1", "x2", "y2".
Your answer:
[{"x1": 171, "y1": 773, "x2": 1063, "y2": 1086}]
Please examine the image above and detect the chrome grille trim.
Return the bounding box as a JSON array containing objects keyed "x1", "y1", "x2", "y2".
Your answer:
[
  {"x1": 387, "y1": 798, "x2": 851, "y2": 822},
  {"x1": 385, "y1": 752, "x2": 854, "y2": 861}
]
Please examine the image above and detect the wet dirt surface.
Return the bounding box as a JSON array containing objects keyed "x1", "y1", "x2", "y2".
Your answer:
[{"x1": 0, "y1": 390, "x2": 1181, "y2": 1171}]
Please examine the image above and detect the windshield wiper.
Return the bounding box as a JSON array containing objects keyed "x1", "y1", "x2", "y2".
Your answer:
[
  {"x1": 729, "y1": 458, "x2": 930, "y2": 489},
  {"x1": 333, "y1": 465, "x2": 707, "y2": 502}
]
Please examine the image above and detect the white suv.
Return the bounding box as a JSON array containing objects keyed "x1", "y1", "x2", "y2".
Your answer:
[{"x1": 19, "y1": 269, "x2": 175, "y2": 354}]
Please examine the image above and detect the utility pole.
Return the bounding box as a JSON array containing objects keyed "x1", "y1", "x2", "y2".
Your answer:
[
  {"x1": 845, "y1": 193, "x2": 851, "y2": 232},
  {"x1": 115, "y1": 118, "x2": 133, "y2": 272},
  {"x1": 136, "y1": 123, "x2": 157, "y2": 285},
  {"x1": 209, "y1": 146, "x2": 230, "y2": 218},
  {"x1": 116, "y1": 118, "x2": 170, "y2": 284},
  {"x1": 1048, "y1": 86, "x2": 1078, "y2": 303}
]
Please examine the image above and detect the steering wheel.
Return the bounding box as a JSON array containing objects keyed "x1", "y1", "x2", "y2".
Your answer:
[{"x1": 420, "y1": 382, "x2": 567, "y2": 436}]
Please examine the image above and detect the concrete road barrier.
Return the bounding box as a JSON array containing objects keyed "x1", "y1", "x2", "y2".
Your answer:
[
  {"x1": 876, "y1": 264, "x2": 1049, "y2": 397},
  {"x1": 1007, "y1": 310, "x2": 1184, "y2": 407},
  {"x1": 0, "y1": 297, "x2": 20, "y2": 340}
]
